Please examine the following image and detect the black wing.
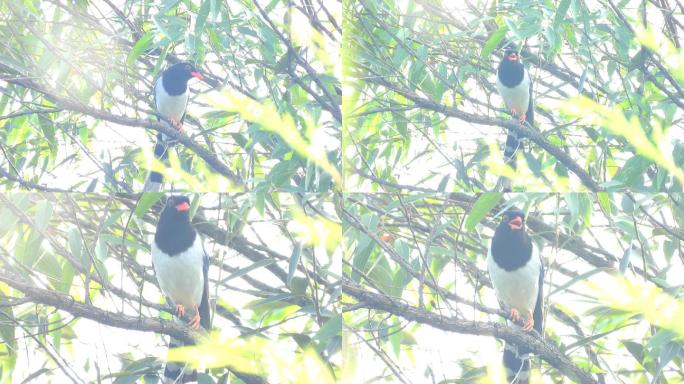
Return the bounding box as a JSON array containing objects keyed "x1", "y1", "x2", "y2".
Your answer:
[
  {"x1": 153, "y1": 74, "x2": 161, "y2": 121},
  {"x1": 532, "y1": 258, "x2": 544, "y2": 334},
  {"x1": 526, "y1": 69, "x2": 534, "y2": 126},
  {"x1": 180, "y1": 96, "x2": 189, "y2": 125},
  {"x1": 199, "y1": 251, "x2": 211, "y2": 330}
]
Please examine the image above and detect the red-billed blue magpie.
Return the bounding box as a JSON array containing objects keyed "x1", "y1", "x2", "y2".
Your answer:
[
  {"x1": 152, "y1": 195, "x2": 210, "y2": 382},
  {"x1": 146, "y1": 63, "x2": 203, "y2": 191},
  {"x1": 487, "y1": 208, "x2": 543, "y2": 384},
  {"x1": 496, "y1": 50, "x2": 534, "y2": 191}
]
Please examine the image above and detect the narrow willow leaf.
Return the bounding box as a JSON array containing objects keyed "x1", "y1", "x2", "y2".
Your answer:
[{"x1": 465, "y1": 193, "x2": 503, "y2": 232}]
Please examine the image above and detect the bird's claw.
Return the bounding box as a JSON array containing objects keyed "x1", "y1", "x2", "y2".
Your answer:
[
  {"x1": 522, "y1": 309, "x2": 534, "y2": 332},
  {"x1": 509, "y1": 308, "x2": 520, "y2": 322},
  {"x1": 175, "y1": 304, "x2": 186, "y2": 318},
  {"x1": 509, "y1": 108, "x2": 526, "y2": 124},
  {"x1": 169, "y1": 118, "x2": 183, "y2": 132},
  {"x1": 188, "y1": 304, "x2": 201, "y2": 329}
]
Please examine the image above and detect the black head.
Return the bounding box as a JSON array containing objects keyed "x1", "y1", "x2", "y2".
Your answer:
[
  {"x1": 501, "y1": 208, "x2": 525, "y2": 231},
  {"x1": 498, "y1": 49, "x2": 524, "y2": 87},
  {"x1": 165, "y1": 62, "x2": 203, "y2": 81},
  {"x1": 490, "y1": 207, "x2": 532, "y2": 271},
  {"x1": 163, "y1": 195, "x2": 191, "y2": 217},
  {"x1": 155, "y1": 195, "x2": 196, "y2": 255},
  {"x1": 502, "y1": 49, "x2": 520, "y2": 63},
  {"x1": 162, "y1": 62, "x2": 203, "y2": 95}
]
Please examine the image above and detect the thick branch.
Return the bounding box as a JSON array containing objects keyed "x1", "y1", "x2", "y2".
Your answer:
[
  {"x1": 0, "y1": 64, "x2": 243, "y2": 187},
  {"x1": 365, "y1": 76, "x2": 602, "y2": 191},
  {"x1": 343, "y1": 281, "x2": 597, "y2": 384},
  {"x1": 0, "y1": 274, "x2": 266, "y2": 384},
  {"x1": 0, "y1": 273, "x2": 196, "y2": 343}
]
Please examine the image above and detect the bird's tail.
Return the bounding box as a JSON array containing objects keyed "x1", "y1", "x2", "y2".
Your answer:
[
  {"x1": 163, "y1": 315, "x2": 197, "y2": 383},
  {"x1": 503, "y1": 131, "x2": 521, "y2": 166},
  {"x1": 145, "y1": 133, "x2": 170, "y2": 192},
  {"x1": 503, "y1": 341, "x2": 532, "y2": 384},
  {"x1": 496, "y1": 131, "x2": 521, "y2": 192}
]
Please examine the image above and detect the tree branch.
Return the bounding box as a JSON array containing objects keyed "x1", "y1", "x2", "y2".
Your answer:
[
  {"x1": 0, "y1": 64, "x2": 243, "y2": 188},
  {"x1": 343, "y1": 280, "x2": 597, "y2": 384},
  {"x1": 0, "y1": 273, "x2": 266, "y2": 384},
  {"x1": 364, "y1": 76, "x2": 602, "y2": 191}
]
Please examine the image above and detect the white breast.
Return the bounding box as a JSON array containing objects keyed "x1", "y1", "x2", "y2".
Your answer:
[
  {"x1": 152, "y1": 237, "x2": 204, "y2": 308},
  {"x1": 496, "y1": 69, "x2": 530, "y2": 115},
  {"x1": 155, "y1": 78, "x2": 189, "y2": 121},
  {"x1": 487, "y1": 242, "x2": 540, "y2": 314}
]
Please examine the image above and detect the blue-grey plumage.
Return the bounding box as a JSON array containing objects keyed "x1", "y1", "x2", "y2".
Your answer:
[
  {"x1": 496, "y1": 50, "x2": 533, "y2": 126},
  {"x1": 152, "y1": 195, "x2": 210, "y2": 382},
  {"x1": 146, "y1": 63, "x2": 203, "y2": 190},
  {"x1": 487, "y1": 209, "x2": 543, "y2": 383},
  {"x1": 496, "y1": 50, "x2": 534, "y2": 189}
]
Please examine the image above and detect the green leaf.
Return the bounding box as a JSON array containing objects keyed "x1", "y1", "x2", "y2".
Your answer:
[
  {"x1": 654, "y1": 342, "x2": 680, "y2": 378},
  {"x1": 204, "y1": 91, "x2": 342, "y2": 185},
  {"x1": 481, "y1": 25, "x2": 508, "y2": 60},
  {"x1": 549, "y1": 267, "x2": 610, "y2": 297},
  {"x1": 219, "y1": 259, "x2": 277, "y2": 284},
  {"x1": 289, "y1": 277, "x2": 308, "y2": 295},
  {"x1": 622, "y1": 340, "x2": 644, "y2": 365},
  {"x1": 34, "y1": 200, "x2": 52, "y2": 230},
  {"x1": 465, "y1": 193, "x2": 502, "y2": 231},
  {"x1": 312, "y1": 315, "x2": 341, "y2": 349},
  {"x1": 0, "y1": 305, "x2": 16, "y2": 373},
  {"x1": 287, "y1": 242, "x2": 302, "y2": 286},
  {"x1": 351, "y1": 235, "x2": 374, "y2": 283},
  {"x1": 561, "y1": 96, "x2": 684, "y2": 185},
  {"x1": 59, "y1": 261, "x2": 76, "y2": 294},
  {"x1": 553, "y1": 0, "x2": 572, "y2": 29},
  {"x1": 127, "y1": 32, "x2": 154, "y2": 68},
  {"x1": 135, "y1": 193, "x2": 164, "y2": 218},
  {"x1": 194, "y1": 0, "x2": 211, "y2": 36},
  {"x1": 619, "y1": 244, "x2": 636, "y2": 274},
  {"x1": 68, "y1": 228, "x2": 83, "y2": 266},
  {"x1": 596, "y1": 192, "x2": 612, "y2": 215}
]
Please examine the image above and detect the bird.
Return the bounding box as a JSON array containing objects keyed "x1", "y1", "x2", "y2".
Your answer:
[
  {"x1": 487, "y1": 208, "x2": 543, "y2": 384},
  {"x1": 151, "y1": 195, "x2": 210, "y2": 382},
  {"x1": 146, "y1": 62, "x2": 203, "y2": 191},
  {"x1": 496, "y1": 49, "x2": 534, "y2": 191}
]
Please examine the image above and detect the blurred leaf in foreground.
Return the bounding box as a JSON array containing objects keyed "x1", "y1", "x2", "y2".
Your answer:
[
  {"x1": 560, "y1": 96, "x2": 684, "y2": 185},
  {"x1": 204, "y1": 91, "x2": 342, "y2": 185},
  {"x1": 590, "y1": 274, "x2": 684, "y2": 338},
  {"x1": 167, "y1": 333, "x2": 336, "y2": 384}
]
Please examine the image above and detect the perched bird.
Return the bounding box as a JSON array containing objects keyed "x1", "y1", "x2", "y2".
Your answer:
[
  {"x1": 496, "y1": 49, "x2": 534, "y2": 191},
  {"x1": 487, "y1": 209, "x2": 543, "y2": 384},
  {"x1": 146, "y1": 62, "x2": 203, "y2": 191},
  {"x1": 152, "y1": 195, "x2": 210, "y2": 382}
]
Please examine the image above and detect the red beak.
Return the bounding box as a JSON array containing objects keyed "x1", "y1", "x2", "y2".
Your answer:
[
  {"x1": 175, "y1": 202, "x2": 190, "y2": 212},
  {"x1": 507, "y1": 53, "x2": 518, "y2": 61},
  {"x1": 191, "y1": 71, "x2": 203, "y2": 80},
  {"x1": 508, "y1": 216, "x2": 523, "y2": 230}
]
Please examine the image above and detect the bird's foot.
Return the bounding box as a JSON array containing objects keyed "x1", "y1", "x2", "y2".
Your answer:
[
  {"x1": 188, "y1": 304, "x2": 201, "y2": 329},
  {"x1": 509, "y1": 308, "x2": 520, "y2": 322},
  {"x1": 518, "y1": 113, "x2": 527, "y2": 124},
  {"x1": 522, "y1": 309, "x2": 534, "y2": 332},
  {"x1": 169, "y1": 118, "x2": 183, "y2": 132},
  {"x1": 510, "y1": 108, "x2": 518, "y2": 118},
  {"x1": 175, "y1": 304, "x2": 186, "y2": 318}
]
